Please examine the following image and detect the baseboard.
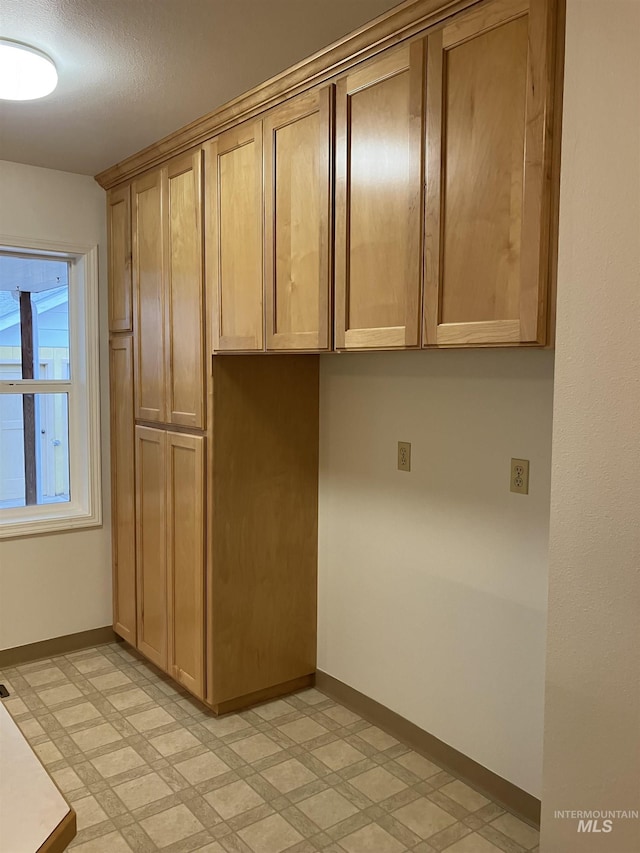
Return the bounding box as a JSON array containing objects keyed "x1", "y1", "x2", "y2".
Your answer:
[
  {"x1": 316, "y1": 670, "x2": 541, "y2": 829},
  {"x1": 0, "y1": 626, "x2": 117, "y2": 669}
]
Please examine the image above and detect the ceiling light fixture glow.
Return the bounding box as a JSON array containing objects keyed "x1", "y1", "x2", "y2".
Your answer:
[{"x1": 0, "y1": 39, "x2": 58, "y2": 101}]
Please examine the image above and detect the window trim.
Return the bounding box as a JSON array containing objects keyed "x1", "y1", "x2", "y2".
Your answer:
[{"x1": 0, "y1": 236, "x2": 102, "y2": 538}]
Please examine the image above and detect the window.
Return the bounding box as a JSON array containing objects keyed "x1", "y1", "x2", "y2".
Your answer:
[{"x1": 0, "y1": 239, "x2": 101, "y2": 537}]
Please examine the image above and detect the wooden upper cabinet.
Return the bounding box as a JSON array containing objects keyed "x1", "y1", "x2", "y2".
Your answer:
[
  {"x1": 133, "y1": 170, "x2": 166, "y2": 421},
  {"x1": 132, "y1": 156, "x2": 205, "y2": 426},
  {"x1": 107, "y1": 185, "x2": 133, "y2": 333},
  {"x1": 135, "y1": 426, "x2": 168, "y2": 672},
  {"x1": 165, "y1": 152, "x2": 205, "y2": 428},
  {"x1": 109, "y1": 336, "x2": 136, "y2": 645},
  {"x1": 264, "y1": 88, "x2": 333, "y2": 351},
  {"x1": 167, "y1": 432, "x2": 205, "y2": 700},
  {"x1": 205, "y1": 121, "x2": 264, "y2": 351},
  {"x1": 424, "y1": 0, "x2": 555, "y2": 346},
  {"x1": 335, "y1": 41, "x2": 425, "y2": 350}
]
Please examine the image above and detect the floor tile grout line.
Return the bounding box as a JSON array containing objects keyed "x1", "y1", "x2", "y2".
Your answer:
[{"x1": 2, "y1": 641, "x2": 537, "y2": 853}]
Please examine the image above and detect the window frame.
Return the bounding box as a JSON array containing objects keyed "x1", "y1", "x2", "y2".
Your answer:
[{"x1": 0, "y1": 236, "x2": 101, "y2": 538}]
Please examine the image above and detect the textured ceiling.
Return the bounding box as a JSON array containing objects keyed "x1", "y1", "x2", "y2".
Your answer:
[{"x1": 0, "y1": 0, "x2": 402, "y2": 176}]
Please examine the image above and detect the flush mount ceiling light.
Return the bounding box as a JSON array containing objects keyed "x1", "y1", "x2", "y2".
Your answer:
[{"x1": 0, "y1": 39, "x2": 58, "y2": 100}]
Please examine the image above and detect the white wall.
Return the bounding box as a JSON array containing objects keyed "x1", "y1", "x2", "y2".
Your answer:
[
  {"x1": 541, "y1": 1, "x2": 640, "y2": 850},
  {"x1": 318, "y1": 348, "x2": 554, "y2": 796},
  {"x1": 0, "y1": 160, "x2": 111, "y2": 649}
]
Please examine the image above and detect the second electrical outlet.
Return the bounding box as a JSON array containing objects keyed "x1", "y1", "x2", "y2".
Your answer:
[{"x1": 398, "y1": 441, "x2": 411, "y2": 472}]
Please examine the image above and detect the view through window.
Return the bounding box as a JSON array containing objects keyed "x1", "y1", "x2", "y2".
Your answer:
[{"x1": 0, "y1": 255, "x2": 71, "y2": 508}]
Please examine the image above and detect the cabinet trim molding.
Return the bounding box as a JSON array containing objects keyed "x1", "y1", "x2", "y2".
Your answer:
[{"x1": 96, "y1": 0, "x2": 485, "y2": 189}]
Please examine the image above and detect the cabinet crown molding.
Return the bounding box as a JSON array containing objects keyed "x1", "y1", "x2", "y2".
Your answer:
[{"x1": 94, "y1": 0, "x2": 478, "y2": 189}]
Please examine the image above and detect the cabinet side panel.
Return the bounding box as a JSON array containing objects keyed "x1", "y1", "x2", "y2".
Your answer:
[
  {"x1": 110, "y1": 337, "x2": 136, "y2": 644},
  {"x1": 210, "y1": 355, "x2": 319, "y2": 703},
  {"x1": 441, "y1": 16, "x2": 528, "y2": 324}
]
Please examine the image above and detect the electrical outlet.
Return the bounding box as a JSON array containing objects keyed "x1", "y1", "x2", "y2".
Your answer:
[
  {"x1": 510, "y1": 458, "x2": 530, "y2": 494},
  {"x1": 398, "y1": 441, "x2": 411, "y2": 472}
]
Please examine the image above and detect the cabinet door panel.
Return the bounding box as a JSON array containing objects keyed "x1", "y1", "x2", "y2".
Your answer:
[
  {"x1": 335, "y1": 42, "x2": 424, "y2": 350},
  {"x1": 205, "y1": 122, "x2": 263, "y2": 351},
  {"x1": 107, "y1": 185, "x2": 132, "y2": 332},
  {"x1": 135, "y1": 426, "x2": 167, "y2": 671},
  {"x1": 424, "y1": 0, "x2": 555, "y2": 345},
  {"x1": 265, "y1": 88, "x2": 332, "y2": 351},
  {"x1": 133, "y1": 170, "x2": 166, "y2": 421},
  {"x1": 110, "y1": 336, "x2": 136, "y2": 644},
  {"x1": 167, "y1": 433, "x2": 205, "y2": 699},
  {"x1": 166, "y1": 152, "x2": 205, "y2": 428}
]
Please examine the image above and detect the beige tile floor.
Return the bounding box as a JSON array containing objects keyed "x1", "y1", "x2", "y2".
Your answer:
[{"x1": 0, "y1": 642, "x2": 540, "y2": 853}]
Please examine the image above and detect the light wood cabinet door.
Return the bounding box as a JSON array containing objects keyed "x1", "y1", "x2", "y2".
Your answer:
[
  {"x1": 107, "y1": 185, "x2": 132, "y2": 333},
  {"x1": 167, "y1": 433, "x2": 205, "y2": 699},
  {"x1": 205, "y1": 121, "x2": 264, "y2": 351},
  {"x1": 135, "y1": 426, "x2": 168, "y2": 671},
  {"x1": 335, "y1": 41, "x2": 425, "y2": 350},
  {"x1": 424, "y1": 0, "x2": 556, "y2": 346},
  {"x1": 109, "y1": 336, "x2": 136, "y2": 644},
  {"x1": 264, "y1": 88, "x2": 333, "y2": 351},
  {"x1": 133, "y1": 170, "x2": 166, "y2": 421},
  {"x1": 165, "y1": 152, "x2": 205, "y2": 428}
]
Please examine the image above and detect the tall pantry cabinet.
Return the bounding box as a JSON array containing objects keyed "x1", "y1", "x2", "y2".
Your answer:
[
  {"x1": 132, "y1": 152, "x2": 206, "y2": 698},
  {"x1": 108, "y1": 154, "x2": 319, "y2": 712},
  {"x1": 109, "y1": 152, "x2": 208, "y2": 700}
]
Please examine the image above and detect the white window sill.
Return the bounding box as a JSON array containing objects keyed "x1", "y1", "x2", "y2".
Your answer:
[{"x1": 0, "y1": 504, "x2": 102, "y2": 539}]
